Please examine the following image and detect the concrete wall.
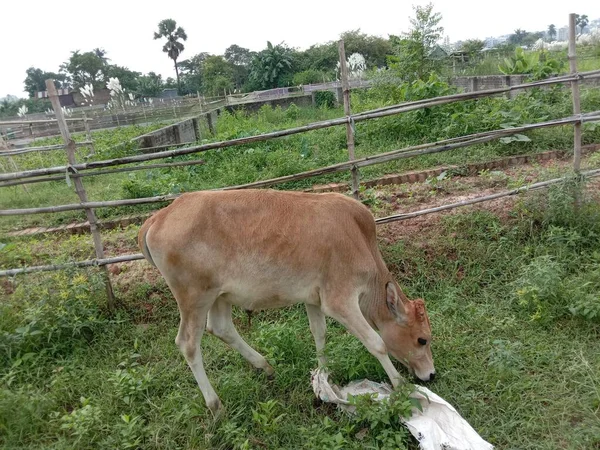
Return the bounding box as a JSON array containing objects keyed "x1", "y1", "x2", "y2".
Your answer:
[{"x1": 133, "y1": 117, "x2": 199, "y2": 149}]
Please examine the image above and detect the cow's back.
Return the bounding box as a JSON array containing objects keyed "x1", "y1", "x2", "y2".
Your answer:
[{"x1": 140, "y1": 189, "x2": 383, "y2": 307}]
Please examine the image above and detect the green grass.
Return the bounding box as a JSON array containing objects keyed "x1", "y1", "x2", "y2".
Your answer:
[{"x1": 1, "y1": 178, "x2": 600, "y2": 449}]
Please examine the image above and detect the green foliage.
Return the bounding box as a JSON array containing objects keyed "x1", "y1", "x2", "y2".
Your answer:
[
  {"x1": 314, "y1": 90, "x2": 336, "y2": 109},
  {"x1": 60, "y1": 49, "x2": 108, "y2": 90},
  {"x1": 511, "y1": 179, "x2": 600, "y2": 323},
  {"x1": 284, "y1": 103, "x2": 299, "y2": 120},
  {"x1": 0, "y1": 97, "x2": 52, "y2": 119},
  {"x1": 460, "y1": 39, "x2": 486, "y2": 57},
  {"x1": 388, "y1": 3, "x2": 444, "y2": 82},
  {"x1": 347, "y1": 385, "x2": 418, "y2": 450},
  {"x1": 135, "y1": 72, "x2": 164, "y2": 98},
  {"x1": 0, "y1": 270, "x2": 110, "y2": 364},
  {"x1": 248, "y1": 41, "x2": 294, "y2": 90},
  {"x1": 292, "y1": 69, "x2": 327, "y2": 86},
  {"x1": 23, "y1": 67, "x2": 68, "y2": 97},
  {"x1": 202, "y1": 55, "x2": 235, "y2": 96}
]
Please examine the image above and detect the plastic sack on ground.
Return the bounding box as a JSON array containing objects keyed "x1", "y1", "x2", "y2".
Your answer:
[{"x1": 311, "y1": 368, "x2": 493, "y2": 450}]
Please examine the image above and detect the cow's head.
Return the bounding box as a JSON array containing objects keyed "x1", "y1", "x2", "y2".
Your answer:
[{"x1": 379, "y1": 282, "x2": 435, "y2": 382}]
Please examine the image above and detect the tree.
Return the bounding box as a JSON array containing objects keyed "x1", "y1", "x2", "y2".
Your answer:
[
  {"x1": 547, "y1": 24, "x2": 557, "y2": 41},
  {"x1": 224, "y1": 45, "x2": 254, "y2": 66},
  {"x1": 154, "y1": 19, "x2": 188, "y2": 92},
  {"x1": 178, "y1": 52, "x2": 210, "y2": 94},
  {"x1": 202, "y1": 55, "x2": 235, "y2": 96},
  {"x1": 224, "y1": 45, "x2": 255, "y2": 91},
  {"x1": 60, "y1": 50, "x2": 107, "y2": 89},
  {"x1": 460, "y1": 39, "x2": 485, "y2": 57},
  {"x1": 136, "y1": 72, "x2": 164, "y2": 97},
  {"x1": 23, "y1": 67, "x2": 68, "y2": 97},
  {"x1": 93, "y1": 48, "x2": 110, "y2": 65},
  {"x1": 576, "y1": 14, "x2": 589, "y2": 36},
  {"x1": 509, "y1": 29, "x2": 528, "y2": 45},
  {"x1": 388, "y1": 2, "x2": 444, "y2": 81},
  {"x1": 338, "y1": 29, "x2": 393, "y2": 68},
  {"x1": 104, "y1": 65, "x2": 141, "y2": 92},
  {"x1": 248, "y1": 41, "x2": 294, "y2": 90}
]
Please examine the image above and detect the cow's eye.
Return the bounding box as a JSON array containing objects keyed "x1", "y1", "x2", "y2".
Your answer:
[{"x1": 418, "y1": 338, "x2": 427, "y2": 346}]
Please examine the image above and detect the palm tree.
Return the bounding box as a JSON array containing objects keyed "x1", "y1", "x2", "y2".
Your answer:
[
  {"x1": 93, "y1": 48, "x2": 110, "y2": 65},
  {"x1": 576, "y1": 14, "x2": 589, "y2": 36},
  {"x1": 154, "y1": 19, "x2": 188, "y2": 91},
  {"x1": 547, "y1": 24, "x2": 556, "y2": 41}
]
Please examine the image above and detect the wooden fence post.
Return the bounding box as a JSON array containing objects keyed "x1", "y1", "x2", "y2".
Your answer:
[
  {"x1": 568, "y1": 13, "x2": 582, "y2": 174},
  {"x1": 45, "y1": 79, "x2": 116, "y2": 311},
  {"x1": 82, "y1": 112, "x2": 95, "y2": 155},
  {"x1": 338, "y1": 40, "x2": 360, "y2": 200}
]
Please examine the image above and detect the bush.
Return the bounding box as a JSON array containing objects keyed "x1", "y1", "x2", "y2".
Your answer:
[
  {"x1": 314, "y1": 91, "x2": 335, "y2": 109},
  {"x1": 292, "y1": 69, "x2": 326, "y2": 86},
  {"x1": 0, "y1": 270, "x2": 111, "y2": 366}
]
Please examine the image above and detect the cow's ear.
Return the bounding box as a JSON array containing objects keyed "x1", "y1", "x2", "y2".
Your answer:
[{"x1": 386, "y1": 282, "x2": 407, "y2": 321}]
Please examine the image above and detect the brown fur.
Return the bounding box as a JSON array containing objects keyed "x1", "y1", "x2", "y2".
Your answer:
[{"x1": 138, "y1": 189, "x2": 435, "y2": 413}]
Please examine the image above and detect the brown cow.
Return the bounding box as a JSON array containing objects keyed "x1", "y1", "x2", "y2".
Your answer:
[{"x1": 138, "y1": 189, "x2": 434, "y2": 414}]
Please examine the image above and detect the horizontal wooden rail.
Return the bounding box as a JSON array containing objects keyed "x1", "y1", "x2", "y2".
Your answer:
[
  {"x1": 3, "y1": 70, "x2": 600, "y2": 183},
  {"x1": 0, "y1": 159, "x2": 206, "y2": 188},
  {"x1": 0, "y1": 141, "x2": 93, "y2": 157},
  {"x1": 0, "y1": 118, "x2": 92, "y2": 125},
  {"x1": 0, "y1": 254, "x2": 145, "y2": 277},
  {"x1": 2, "y1": 114, "x2": 599, "y2": 215},
  {"x1": 3, "y1": 168, "x2": 599, "y2": 277}
]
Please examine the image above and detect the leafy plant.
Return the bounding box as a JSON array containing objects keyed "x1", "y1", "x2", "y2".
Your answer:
[{"x1": 251, "y1": 399, "x2": 286, "y2": 435}]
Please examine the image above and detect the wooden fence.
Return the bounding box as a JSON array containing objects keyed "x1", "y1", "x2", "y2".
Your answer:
[{"x1": 1, "y1": 14, "x2": 600, "y2": 309}]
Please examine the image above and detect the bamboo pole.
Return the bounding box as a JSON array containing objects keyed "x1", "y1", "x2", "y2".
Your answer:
[
  {"x1": 568, "y1": 13, "x2": 582, "y2": 173},
  {"x1": 0, "y1": 254, "x2": 145, "y2": 277},
  {"x1": 338, "y1": 40, "x2": 360, "y2": 199},
  {"x1": 3, "y1": 70, "x2": 600, "y2": 183},
  {"x1": 0, "y1": 159, "x2": 206, "y2": 188},
  {"x1": 0, "y1": 118, "x2": 92, "y2": 126},
  {"x1": 0, "y1": 141, "x2": 93, "y2": 157},
  {"x1": 4, "y1": 114, "x2": 599, "y2": 216},
  {"x1": 46, "y1": 79, "x2": 116, "y2": 310},
  {"x1": 376, "y1": 168, "x2": 600, "y2": 224},
  {"x1": 82, "y1": 112, "x2": 95, "y2": 155},
  {"x1": 4, "y1": 168, "x2": 600, "y2": 278}
]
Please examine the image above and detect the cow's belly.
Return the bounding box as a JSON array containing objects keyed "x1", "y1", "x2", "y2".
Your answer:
[{"x1": 219, "y1": 275, "x2": 321, "y2": 311}]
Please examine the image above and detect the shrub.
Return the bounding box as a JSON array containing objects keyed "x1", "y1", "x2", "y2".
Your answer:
[{"x1": 314, "y1": 91, "x2": 335, "y2": 109}]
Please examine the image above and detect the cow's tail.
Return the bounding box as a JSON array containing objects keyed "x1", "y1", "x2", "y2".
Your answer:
[{"x1": 138, "y1": 218, "x2": 157, "y2": 267}]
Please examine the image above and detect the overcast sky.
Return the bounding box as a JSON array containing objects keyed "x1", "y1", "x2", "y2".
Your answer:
[{"x1": 1, "y1": 1, "x2": 597, "y2": 97}]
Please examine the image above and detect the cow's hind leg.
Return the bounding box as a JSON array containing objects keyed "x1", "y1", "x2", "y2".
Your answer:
[
  {"x1": 173, "y1": 288, "x2": 222, "y2": 415},
  {"x1": 207, "y1": 298, "x2": 274, "y2": 377},
  {"x1": 305, "y1": 304, "x2": 327, "y2": 367}
]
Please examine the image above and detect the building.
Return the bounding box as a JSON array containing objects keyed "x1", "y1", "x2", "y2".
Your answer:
[{"x1": 558, "y1": 27, "x2": 568, "y2": 42}]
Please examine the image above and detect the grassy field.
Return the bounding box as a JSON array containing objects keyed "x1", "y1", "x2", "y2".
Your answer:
[
  {"x1": 1, "y1": 76, "x2": 600, "y2": 449},
  {"x1": 1, "y1": 153, "x2": 600, "y2": 449}
]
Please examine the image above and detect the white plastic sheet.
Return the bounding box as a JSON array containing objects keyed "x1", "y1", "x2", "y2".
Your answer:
[{"x1": 311, "y1": 368, "x2": 493, "y2": 450}]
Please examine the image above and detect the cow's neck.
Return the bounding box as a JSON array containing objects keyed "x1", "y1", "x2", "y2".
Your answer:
[{"x1": 360, "y1": 272, "x2": 394, "y2": 331}]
